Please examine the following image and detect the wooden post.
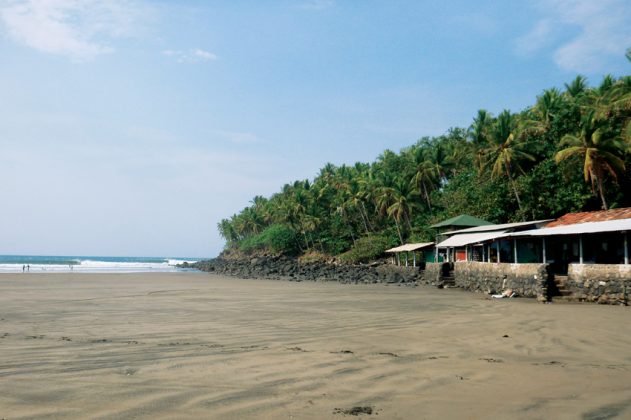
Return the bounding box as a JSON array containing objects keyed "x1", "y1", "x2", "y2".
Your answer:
[
  {"x1": 405, "y1": 252, "x2": 408, "y2": 267},
  {"x1": 396, "y1": 253, "x2": 400, "y2": 266},
  {"x1": 482, "y1": 244, "x2": 485, "y2": 262},
  {"x1": 542, "y1": 237, "x2": 547, "y2": 264},
  {"x1": 579, "y1": 235, "x2": 583, "y2": 264},
  {"x1": 496, "y1": 241, "x2": 501, "y2": 263},
  {"x1": 624, "y1": 232, "x2": 628, "y2": 265},
  {"x1": 413, "y1": 252, "x2": 416, "y2": 267},
  {"x1": 513, "y1": 239, "x2": 518, "y2": 264}
]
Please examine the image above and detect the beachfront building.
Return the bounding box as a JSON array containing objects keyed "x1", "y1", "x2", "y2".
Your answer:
[
  {"x1": 426, "y1": 208, "x2": 631, "y2": 304},
  {"x1": 509, "y1": 208, "x2": 631, "y2": 272},
  {"x1": 431, "y1": 214, "x2": 492, "y2": 262},
  {"x1": 385, "y1": 242, "x2": 434, "y2": 267},
  {"x1": 435, "y1": 220, "x2": 552, "y2": 263}
]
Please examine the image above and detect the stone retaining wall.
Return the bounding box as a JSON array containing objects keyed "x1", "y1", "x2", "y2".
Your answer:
[
  {"x1": 423, "y1": 263, "x2": 443, "y2": 286},
  {"x1": 454, "y1": 262, "x2": 548, "y2": 300},
  {"x1": 565, "y1": 264, "x2": 631, "y2": 304}
]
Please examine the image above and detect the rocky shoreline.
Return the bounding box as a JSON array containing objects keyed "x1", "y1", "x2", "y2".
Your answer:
[{"x1": 189, "y1": 256, "x2": 424, "y2": 285}]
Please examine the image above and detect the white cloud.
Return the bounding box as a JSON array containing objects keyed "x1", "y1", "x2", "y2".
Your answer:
[
  {"x1": 516, "y1": 0, "x2": 631, "y2": 72},
  {"x1": 0, "y1": 0, "x2": 144, "y2": 61},
  {"x1": 162, "y1": 48, "x2": 217, "y2": 63}
]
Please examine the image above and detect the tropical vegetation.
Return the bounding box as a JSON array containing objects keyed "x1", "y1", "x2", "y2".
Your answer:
[{"x1": 218, "y1": 74, "x2": 631, "y2": 257}]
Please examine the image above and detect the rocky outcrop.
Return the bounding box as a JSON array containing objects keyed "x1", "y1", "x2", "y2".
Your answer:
[{"x1": 190, "y1": 256, "x2": 422, "y2": 285}]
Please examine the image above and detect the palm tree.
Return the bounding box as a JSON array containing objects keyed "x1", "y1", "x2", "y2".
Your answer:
[
  {"x1": 533, "y1": 88, "x2": 562, "y2": 128},
  {"x1": 555, "y1": 109, "x2": 627, "y2": 210},
  {"x1": 481, "y1": 110, "x2": 535, "y2": 213},
  {"x1": 387, "y1": 179, "x2": 416, "y2": 244},
  {"x1": 409, "y1": 147, "x2": 438, "y2": 212},
  {"x1": 469, "y1": 109, "x2": 493, "y2": 168},
  {"x1": 564, "y1": 75, "x2": 588, "y2": 99}
]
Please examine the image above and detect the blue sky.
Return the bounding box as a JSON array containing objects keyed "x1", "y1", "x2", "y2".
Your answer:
[{"x1": 1, "y1": 0, "x2": 630, "y2": 257}]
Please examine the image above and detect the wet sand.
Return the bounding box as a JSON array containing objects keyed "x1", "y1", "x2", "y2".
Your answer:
[{"x1": 1, "y1": 272, "x2": 631, "y2": 419}]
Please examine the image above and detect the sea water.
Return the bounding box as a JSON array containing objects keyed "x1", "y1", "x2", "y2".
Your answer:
[{"x1": 0, "y1": 255, "x2": 201, "y2": 273}]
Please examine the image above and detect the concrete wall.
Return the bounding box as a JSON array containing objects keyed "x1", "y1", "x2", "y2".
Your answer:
[
  {"x1": 565, "y1": 264, "x2": 631, "y2": 304},
  {"x1": 454, "y1": 262, "x2": 548, "y2": 300}
]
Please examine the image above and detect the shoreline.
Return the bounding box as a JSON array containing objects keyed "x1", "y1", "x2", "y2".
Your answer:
[{"x1": 1, "y1": 272, "x2": 630, "y2": 419}]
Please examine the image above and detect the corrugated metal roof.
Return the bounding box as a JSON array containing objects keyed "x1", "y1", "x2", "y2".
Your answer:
[
  {"x1": 445, "y1": 219, "x2": 552, "y2": 235},
  {"x1": 436, "y1": 231, "x2": 508, "y2": 248},
  {"x1": 511, "y1": 219, "x2": 631, "y2": 237},
  {"x1": 385, "y1": 242, "x2": 434, "y2": 253},
  {"x1": 546, "y1": 207, "x2": 631, "y2": 227},
  {"x1": 430, "y1": 214, "x2": 492, "y2": 228}
]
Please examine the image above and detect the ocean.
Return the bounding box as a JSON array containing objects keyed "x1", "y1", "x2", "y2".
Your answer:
[{"x1": 0, "y1": 255, "x2": 201, "y2": 273}]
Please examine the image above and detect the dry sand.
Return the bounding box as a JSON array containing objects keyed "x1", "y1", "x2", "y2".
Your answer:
[{"x1": 1, "y1": 273, "x2": 631, "y2": 419}]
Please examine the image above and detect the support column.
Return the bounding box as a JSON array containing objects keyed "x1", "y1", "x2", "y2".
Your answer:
[
  {"x1": 405, "y1": 252, "x2": 408, "y2": 267},
  {"x1": 624, "y1": 232, "x2": 628, "y2": 265},
  {"x1": 579, "y1": 235, "x2": 584, "y2": 264},
  {"x1": 482, "y1": 245, "x2": 485, "y2": 263},
  {"x1": 396, "y1": 253, "x2": 400, "y2": 266},
  {"x1": 513, "y1": 239, "x2": 518, "y2": 264},
  {"x1": 542, "y1": 237, "x2": 547, "y2": 264},
  {"x1": 413, "y1": 252, "x2": 416, "y2": 267},
  {"x1": 496, "y1": 241, "x2": 501, "y2": 263}
]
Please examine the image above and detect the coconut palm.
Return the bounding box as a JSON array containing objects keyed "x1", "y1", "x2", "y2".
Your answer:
[
  {"x1": 409, "y1": 147, "x2": 438, "y2": 212},
  {"x1": 481, "y1": 110, "x2": 536, "y2": 213},
  {"x1": 387, "y1": 179, "x2": 416, "y2": 244},
  {"x1": 469, "y1": 109, "x2": 493, "y2": 168},
  {"x1": 564, "y1": 75, "x2": 588, "y2": 98},
  {"x1": 555, "y1": 110, "x2": 627, "y2": 210}
]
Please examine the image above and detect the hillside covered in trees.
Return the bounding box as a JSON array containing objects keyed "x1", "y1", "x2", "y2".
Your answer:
[{"x1": 218, "y1": 74, "x2": 631, "y2": 261}]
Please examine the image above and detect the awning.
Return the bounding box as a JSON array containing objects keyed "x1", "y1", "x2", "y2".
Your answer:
[
  {"x1": 510, "y1": 218, "x2": 631, "y2": 237},
  {"x1": 385, "y1": 242, "x2": 434, "y2": 253},
  {"x1": 436, "y1": 231, "x2": 508, "y2": 248},
  {"x1": 444, "y1": 219, "x2": 552, "y2": 235}
]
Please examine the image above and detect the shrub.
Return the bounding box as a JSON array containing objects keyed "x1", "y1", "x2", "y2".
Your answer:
[
  {"x1": 338, "y1": 235, "x2": 389, "y2": 264},
  {"x1": 239, "y1": 224, "x2": 298, "y2": 255}
]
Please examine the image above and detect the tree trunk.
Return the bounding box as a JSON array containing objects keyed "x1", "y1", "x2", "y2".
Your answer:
[
  {"x1": 358, "y1": 208, "x2": 370, "y2": 235},
  {"x1": 394, "y1": 220, "x2": 403, "y2": 244},
  {"x1": 507, "y1": 167, "x2": 523, "y2": 216},
  {"x1": 360, "y1": 202, "x2": 374, "y2": 231},
  {"x1": 597, "y1": 176, "x2": 608, "y2": 210},
  {"x1": 422, "y1": 182, "x2": 432, "y2": 213}
]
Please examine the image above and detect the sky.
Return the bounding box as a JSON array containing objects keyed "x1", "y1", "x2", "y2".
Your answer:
[{"x1": 1, "y1": 0, "x2": 630, "y2": 258}]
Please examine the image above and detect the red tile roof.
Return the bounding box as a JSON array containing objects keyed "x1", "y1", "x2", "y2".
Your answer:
[{"x1": 546, "y1": 207, "x2": 631, "y2": 227}]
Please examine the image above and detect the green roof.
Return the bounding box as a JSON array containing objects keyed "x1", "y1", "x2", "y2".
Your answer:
[{"x1": 431, "y1": 214, "x2": 493, "y2": 228}]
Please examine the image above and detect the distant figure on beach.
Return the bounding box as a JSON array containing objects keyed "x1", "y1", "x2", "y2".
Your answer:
[
  {"x1": 27, "y1": 264, "x2": 30, "y2": 271},
  {"x1": 70, "y1": 264, "x2": 73, "y2": 271},
  {"x1": 22, "y1": 265, "x2": 25, "y2": 272}
]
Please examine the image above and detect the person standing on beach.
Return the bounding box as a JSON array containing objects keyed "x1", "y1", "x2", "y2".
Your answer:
[
  {"x1": 22, "y1": 265, "x2": 25, "y2": 272},
  {"x1": 27, "y1": 264, "x2": 30, "y2": 271}
]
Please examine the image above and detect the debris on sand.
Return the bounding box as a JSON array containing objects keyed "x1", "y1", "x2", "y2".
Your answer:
[{"x1": 333, "y1": 406, "x2": 374, "y2": 416}]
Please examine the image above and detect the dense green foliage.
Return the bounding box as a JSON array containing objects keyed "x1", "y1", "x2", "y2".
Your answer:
[
  {"x1": 338, "y1": 235, "x2": 391, "y2": 264},
  {"x1": 239, "y1": 224, "x2": 298, "y2": 255},
  {"x1": 219, "y1": 74, "x2": 631, "y2": 256}
]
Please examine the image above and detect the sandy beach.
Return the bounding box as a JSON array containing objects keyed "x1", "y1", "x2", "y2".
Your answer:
[{"x1": 1, "y1": 273, "x2": 631, "y2": 419}]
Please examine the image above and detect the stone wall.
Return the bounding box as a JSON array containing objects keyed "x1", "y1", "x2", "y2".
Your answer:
[
  {"x1": 454, "y1": 262, "x2": 548, "y2": 300},
  {"x1": 565, "y1": 264, "x2": 631, "y2": 304},
  {"x1": 423, "y1": 263, "x2": 443, "y2": 286}
]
